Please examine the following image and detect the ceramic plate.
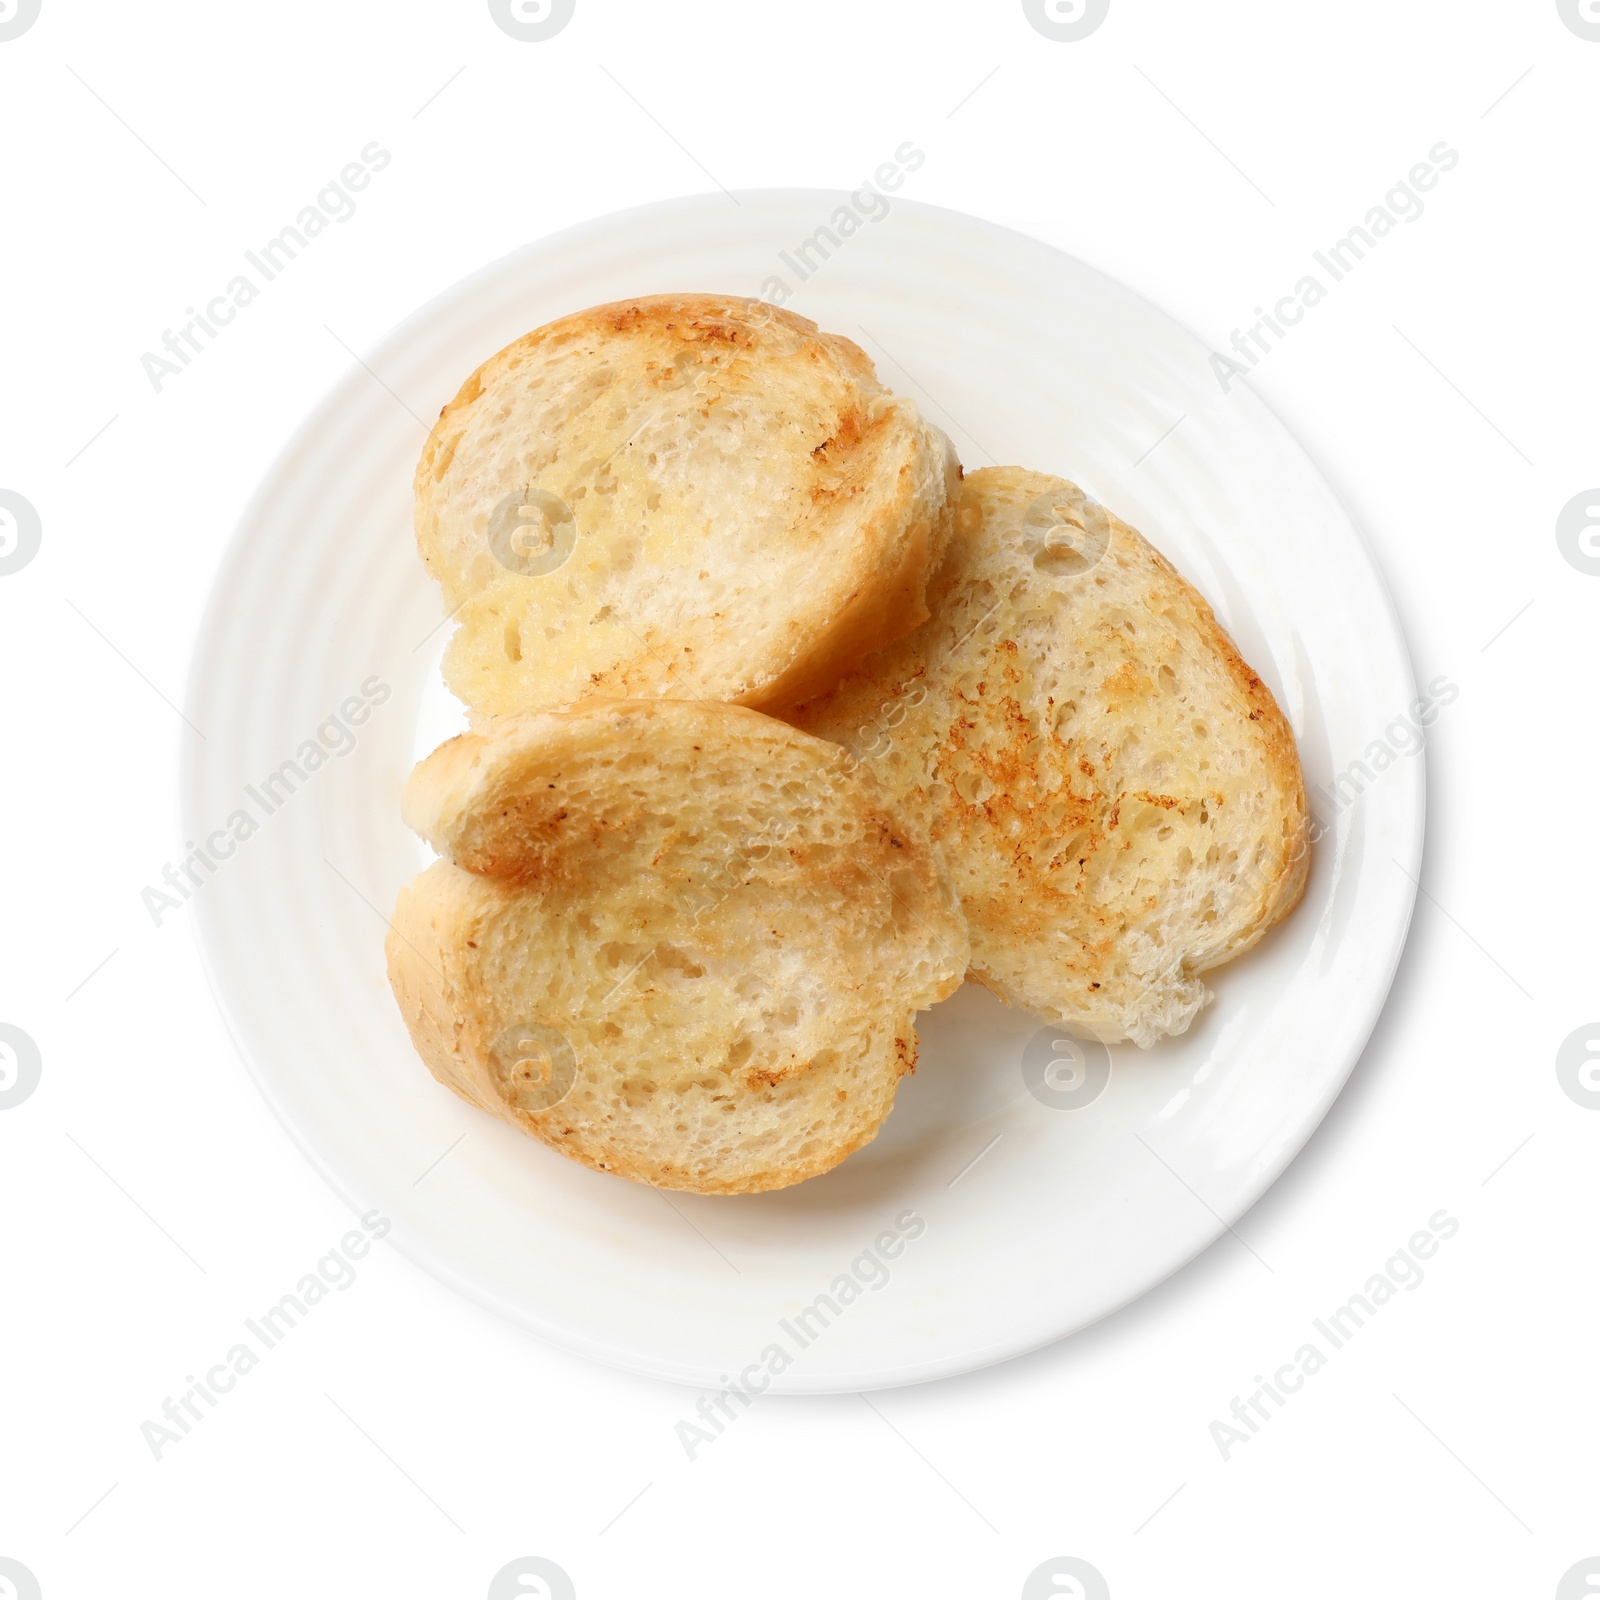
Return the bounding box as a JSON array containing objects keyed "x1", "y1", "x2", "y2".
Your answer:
[{"x1": 182, "y1": 192, "x2": 1422, "y2": 1392}]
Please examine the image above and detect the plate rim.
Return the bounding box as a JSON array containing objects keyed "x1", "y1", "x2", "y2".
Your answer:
[{"x1": 181, "y1": 187, "x2": 1425, "y2": 1393}]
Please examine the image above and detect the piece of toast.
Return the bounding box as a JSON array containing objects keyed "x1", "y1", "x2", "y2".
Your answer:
[
  {"x1": 415, "y1": 293, "x2": 960, "y2": 720},
  {"x1": 386, "y1": 699, "x2": 969, "y2": 1194},
  {"x1": 790, "y1": 467, "x2": 1309, "y2": 1047}
]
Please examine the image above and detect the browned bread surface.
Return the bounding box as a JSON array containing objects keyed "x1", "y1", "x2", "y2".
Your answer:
[
  {"x1": 415, "y1": 294, "x2": 960, "y2": 719},
  {"x1": 387, "y1": 699, "x2": 969, "y2": 1193},
  {"x1": 791, "y1": 467, "x2": 1308, "y2": 1045}
]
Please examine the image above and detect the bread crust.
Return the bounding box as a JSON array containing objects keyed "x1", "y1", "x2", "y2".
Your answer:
[
  {"x1": 414, "y1": 294, "x2": 959, "y2": 719},
  {"x1": 791, "y1": 467, "x2": 1309, "y2": 1046},
  {"x1": 387, "y1": 700, "x2": 968, "y2": 1193}
]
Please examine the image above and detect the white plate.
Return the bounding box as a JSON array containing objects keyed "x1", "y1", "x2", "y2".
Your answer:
[{"x1": 182, "y1": 192, "x2": 1422, "y2": 1393}]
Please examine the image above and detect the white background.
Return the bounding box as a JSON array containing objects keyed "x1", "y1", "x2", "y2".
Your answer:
[{"x1": 2, "y1": 2, "x2": 1596, "y2": 1597}]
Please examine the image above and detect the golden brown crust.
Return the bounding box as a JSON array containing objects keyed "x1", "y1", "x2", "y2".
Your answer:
[
  {"x1": 791, "y1": 467, "x2": 1309, "y2": 1046},
  {"x1": 415, "y1": 294, "x2": 959, "y2": 718},
  {"x1": 1105, "y1": 512, "x2": 1310, "y2": 964},
  {"x1": 387, "y1": 700, "x2": 968, "y2": 1193}
]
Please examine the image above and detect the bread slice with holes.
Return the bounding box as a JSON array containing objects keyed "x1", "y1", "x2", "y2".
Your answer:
[
  {"x1": 789, "y1": 466, "x2": 1309, "y2": 1047},
  {"x1": 385, "y1": 699, "x2": 969, "y2": 1194},
  {"x1": 414, "y1": 293, "x2": 960, "y2": 720}
]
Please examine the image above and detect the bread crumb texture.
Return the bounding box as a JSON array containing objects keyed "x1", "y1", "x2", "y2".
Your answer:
[
  {"x1": 387, "y1": 699, "x2": 968, "y2": 1193},
  {"x1": 792, "y1": 467, "x2": 1309, "y2": 1047},
  {"x1": 415, "y1": 294, "x2": 959, "y2": 719}
]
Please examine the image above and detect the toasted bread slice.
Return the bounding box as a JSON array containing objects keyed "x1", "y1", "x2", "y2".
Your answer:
[
  {"x1": 415, "y1": 293, "x2": 960, "y2": 719},
  {"x1": 386, "y1": 700, "x2": 968, "y2": 1194},
  {"x1": 790, "y1": 467, "x2": 1308, "y2": 1046}
]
